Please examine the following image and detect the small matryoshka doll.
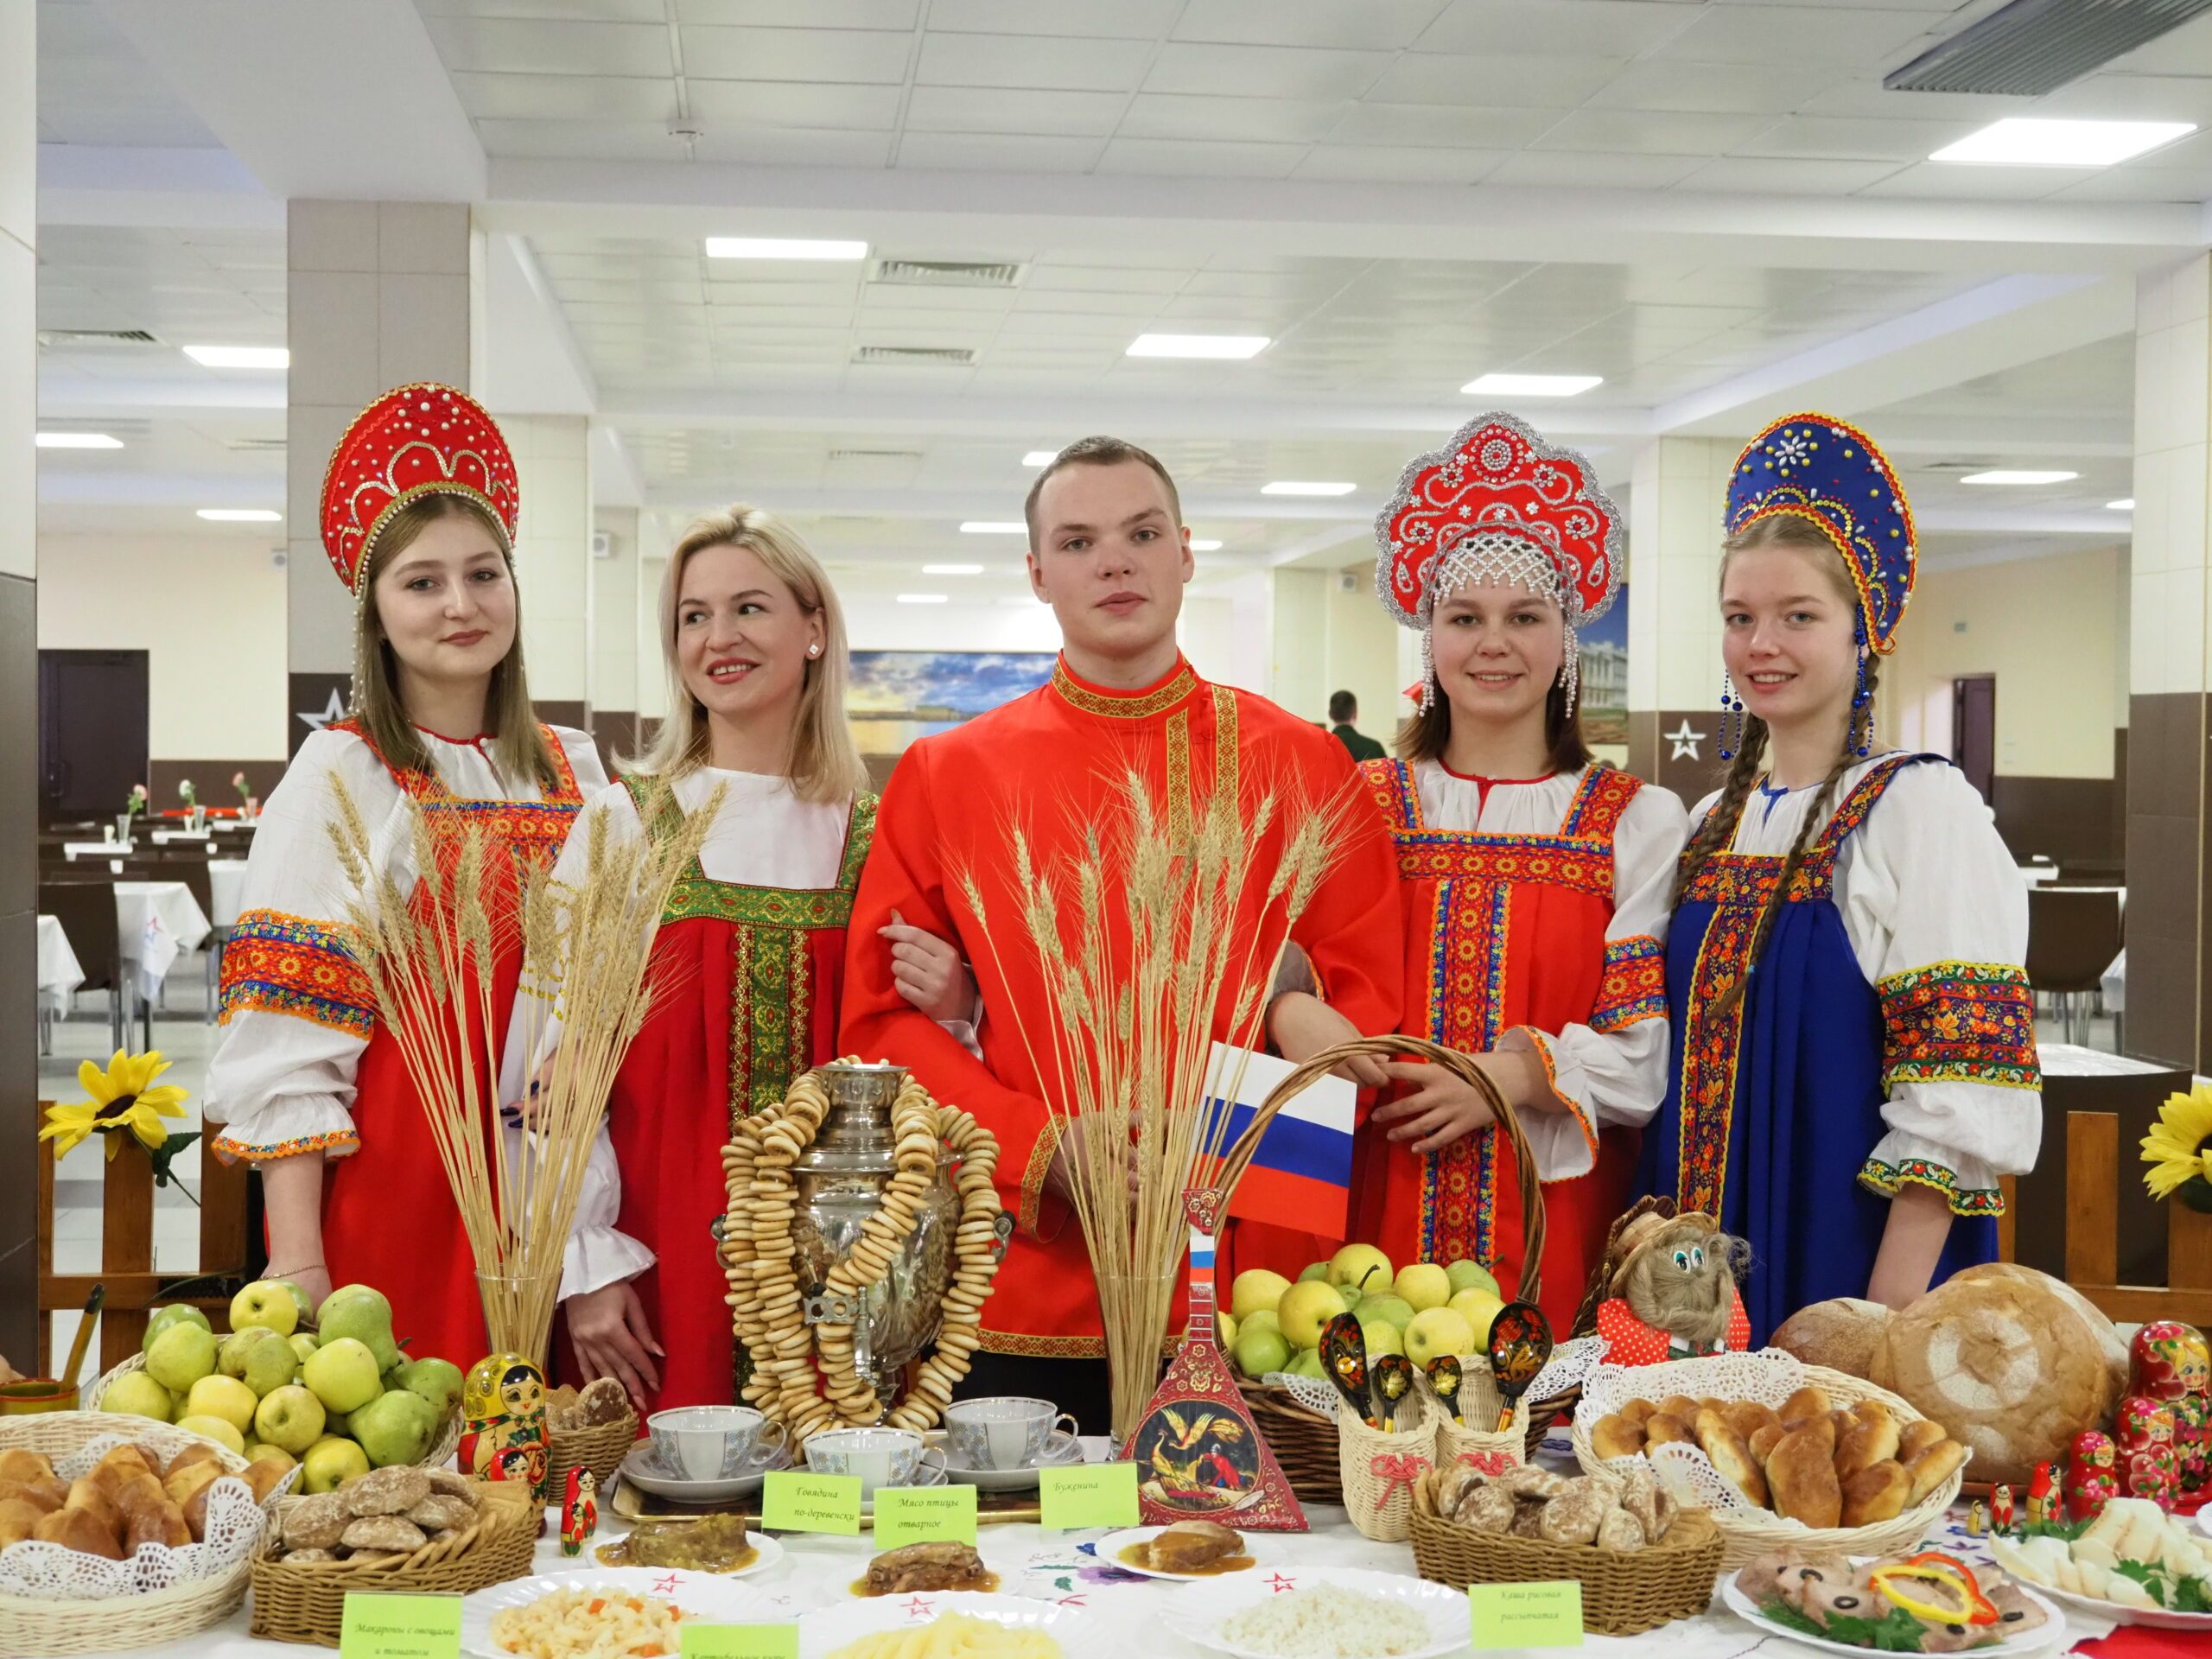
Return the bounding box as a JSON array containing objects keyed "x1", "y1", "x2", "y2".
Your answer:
[
  {"x1": 2115, "y1": 1395, "x2": 2181, "y2": 1510},
  {"x1": 2026, "y1": 1462, "x2": 2056, "y2": 1528},
  {"x1": 459, "y1": 1352, "x2": 551, "y2": 1502},
  {"x1": 1990, "y1": 1483, "x2": 2015, "y2": 1534},
  {"x1": 2063, "y1": 1430, "x2": 2120, "y2": 1522},
  {"x1": 2132, "y1": 1322, "x2": 2211, "y2": 1495},
  {"x1": 561, "y1": 1468, "x2": 597, "y2": 1556}
]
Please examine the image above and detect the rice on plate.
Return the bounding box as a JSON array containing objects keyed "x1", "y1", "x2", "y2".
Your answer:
[{"x1": 1218, "y1": 1586, "x2": 1431, "y2": 1659}]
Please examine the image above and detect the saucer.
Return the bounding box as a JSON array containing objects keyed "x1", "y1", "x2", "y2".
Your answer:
[
  {"x1": 858, "y1": 1460, "x2": 948, "y2": 1515},
  {"x1": 945, "y1": 1430, "x2": 1084, "y2": 1493},
  {"x1": 619, "y1": 1440, "x2": 791, "y2": 1503}
]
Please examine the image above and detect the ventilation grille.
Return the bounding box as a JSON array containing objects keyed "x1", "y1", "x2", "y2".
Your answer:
[
  {"x1": 828, "y1": 448, "x2": 925, "y2": 462},
  {"x1": 1887, "y1": 0, "x2": 2212, "y2": 96},
  {"x1": 870, "y1": 257, "x2": 1027, "y2": 289},
  {"x1": 36, "y1": 327, "x2": 162, "y2": 349},
  {"x1": 853, "y1": 345, "x2": 976, "y2": 366}
]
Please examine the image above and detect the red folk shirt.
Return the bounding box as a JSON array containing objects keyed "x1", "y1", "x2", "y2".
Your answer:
[{"x1": 839, "y1": 654, "x2": 1404, "y2": 1359}]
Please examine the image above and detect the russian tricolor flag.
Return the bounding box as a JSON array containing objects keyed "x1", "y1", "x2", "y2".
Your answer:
[{"x1": 1199, "y1": 1044, "x2": 1357, "y2": 1238}]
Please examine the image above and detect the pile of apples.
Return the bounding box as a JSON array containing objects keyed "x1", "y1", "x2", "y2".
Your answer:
[
  {"x1": 1221, "y1": 1243, "x2": 1507, "y2": 1381},
  {"x1": 97, "y1": 1279, "x2": 463, "y2": 1495}
]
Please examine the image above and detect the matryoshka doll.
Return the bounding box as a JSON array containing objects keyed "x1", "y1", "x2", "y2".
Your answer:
[
  {"x1": 2131, "y1": 1321, "x2": 2210, "y2": 1499},
  {"x1": 2114, "y1": 1395, "x2": 2180, "y2": 1510},
  {"x1": 560, "y1": 1469, "x2": 597, "y2": 1556},
  {"x1": 2063, "y1": 1430, "x2": 2120, "y2": 1522},
  {"x1": 459, "y1": 1352, "x2": 551, "y2": 1502}
]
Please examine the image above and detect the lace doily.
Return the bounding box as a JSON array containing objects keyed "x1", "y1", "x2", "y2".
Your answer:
[
  {"x1": 1573, "y1": 1349, "x2": 1969, "y2": 1523},
  {"x1": 0, "y1": 1431, "x2": 290, "y2": 1600},
  {"x1": 1263, "y1": 1334, "x2": 1608, "y2": 1422}
]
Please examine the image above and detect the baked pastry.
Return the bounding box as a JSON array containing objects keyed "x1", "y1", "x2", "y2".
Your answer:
[
  {"x1": 0, "y1": 1476, "x2": 66, "y2": 1514},
  {"x1": 1836, "y1": 1411, "x2": 1902, "y2": 1483},
  {"x1": 1595, "y1": 1506, "x2": 1646, "y2": 1552},
  {"x1": 1459, "y1": 1484, "x2": 1517, "y2": 1532},
  {"x1": 1434, "y1": 1463, "x2": 1485, "y2": 1518},
  {"x1": 1767, "y1": 1423, "x2": 1843, "y2": 1529},
  {"x1": 165, "y1": 1443, "x2": 223, "y2": 1478},
  {"x1": 578, "y1": 1376, "x2": 632, "y2": 1425},
  {"x1": 1591, "y1": 1414, "x2": 1646, "y2": 1461},
  {"x1": 1840, "y1": 1460, "x2": 1911, "y2": 1527},
  {"x1": 1497, "y1": 1466, "x2": 1571, "y2": 1501},
  {"x1": 1897, "y1": 1419, "x2": 1947, "y2": 1461},
  {"x1": 243, "y1": 1460, "x2": 291, "y2": 1504},
  {"x1": 1904, "y1": 1440, "x2": 1968, "y2": 1507},
  {"x1": 340, "y1": 1516, "x2": 428, "y2": 1554},
  {"x1": 1724, "y1": 1402, "x2": 1783, "y2": 1444},
  {"x1": 423, "y1": 1469, "x2": 477, "y2": 1502},
  {"x1": 35, "y1": 1505, "x2": 124, "y2": 1560},
  {"x1": 64, "y1": 1478, "x2": 123, "y2": 1537},
  {"x1": 1657, "y1": 1394, "x2": 1701, "y2": 1422},
  {"x1": 283, "y1": 1492, "x2": 353, "y2": 1553},
  {"x1": 1619, "y1": 1398, "x2": 1656, "y2": 1426},
  {"x1": 346, "y1": 1467, "x2": 431, "y2": 1516},
  {"x1": 1536, "y1": 1479, "x2": 1607, "y2": 1546},
  {"x1": 1695, "y1": 1408, "x2": 1770, "y2": 1508},
  {"x1": 1778, "y1": 1385, "x2": 1832, "y2": 1427},
  {"x1": 1749, "y1": 1422, "x2": 1788, "y2": 1466},
  {"x1": 1643, "y1": 1412, "x2": 1694, "y2": 1447},
  {"x1": 281, "y1": 1548, "x2": 336, "y2": 1564},
  {"x1": 162, "y1": 1460, "x2": 222, "y2": 1511},
  {"x1": 406, "y1": 1494, "x2": 476, "y2": 1533},
  {"x1": 124, "y1": 1503, "x2": 191, "y2": 1552},
  {"x1": 0, "y1": 1498, "x2": 42, "y2": 1548},
  {"x1": 0, "y1": 1451, "x2": 54, "y2": 1487}
]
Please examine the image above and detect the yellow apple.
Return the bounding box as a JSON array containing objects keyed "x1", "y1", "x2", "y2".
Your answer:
[
  {"x1": 1278, "y1": 1279, "x2": 1348, "y2": 1350},
  {"x1": 1405, "y1": 1306, "x2": 1477, "y2": 1367},
  {"x1": 1217, "y1": 1311, "x2": 1238, "y2": 1349},
  {"x1": 100, "y1": 1370, "x2": 174, "y2": 1421},
  {"x1": 1230, "y1": 1269, "x2": 1290, "y2": 1323},
  {"x1": 185, "y1": 1374, "x2": 259, "y2": 1434},
  {"x1": 1328, "y1": 1243, "x2": 1393, "y2": 1297},
  {"x1": 175, "y1": 1414, "x2": 245, "y2": 1455},
  {"x1": 1448, "y1": 1288, "x2": 1504, "y2": 1346},
  {"x1": 301, "y1": 1436, "x2": 370, "y2": 1494}
]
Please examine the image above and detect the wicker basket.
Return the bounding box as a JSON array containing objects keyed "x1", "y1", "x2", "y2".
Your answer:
[
  {"x1": 1218, "y1": 1038, "x2": 1550, "y2": 1505},
  {"x1": 1436, "y1": 1371, "x2": 1527, "y2": 1477},
  {"x1": 0, "y1": 1411, "x2": 278, "y2": 1657},
  {"x1": 247, "y1": 1479, "x2": 539, "y2": 1647},
  {"x1": 545, "y1": 1391, "x2": 639, "y2": 1491},
  {"x1": 1570, "y1": 1358, "x2": 1965, "y2": 1568},
  {"x1": 86, "y1": 1351, "x2": 462, "y2": 1471},
  {"x1": 1408, "y1": 1469, "x2": 1725, "y2": 1636},
  {"x1": 1338, "y1": 1386, "x2": 1437, "y2": 1543}
]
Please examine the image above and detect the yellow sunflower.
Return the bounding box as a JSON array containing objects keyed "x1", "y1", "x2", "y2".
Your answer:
[
  {"x1": 39, "y1": 1049, "x2": 190, "y2": 1161},
  {"x1": 2142, "y1": 1083, "x2": 2212, "y2": 1207}
]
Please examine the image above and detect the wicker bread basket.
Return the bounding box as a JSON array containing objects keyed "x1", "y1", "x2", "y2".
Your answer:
[
  {"x1": 86, "y1": 1351, "x2": 463, "y2": 1471},
  {"x1": 0, "y1": 1411, "x2": 283, "y2": 1657},
  {"x1": 1571, "y1": 1357, "x2": 1965, "y2": 1568},
  {"x1": 247, "y1": 1479, "x2": 539, "y2": 1647},
  {"x1": 1408, "y1": 1467, "x2": 1725, "y2": 1636},
  {"x1": 544, "y1": 1389, "x2": 640, "y2": 1491},
  {"x1": 1227, "y1": 1036, "x2": 1565, "y2": 1502}
]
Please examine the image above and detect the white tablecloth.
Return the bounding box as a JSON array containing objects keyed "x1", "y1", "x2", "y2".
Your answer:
[
  {"x1": 208, "y1": 860, "x2": 250, "y2": 930},
  {"x1": 113, "y1": 880, "x2": 212, "y2": 997},
  {"x1": 59, "y1": 1448, "x2": 2119, "y2": 1659},
  {"x1": 151, "y1": 829, "x2": 211, "y2": 846},
  {"x1": 2019, "y1": 863, "x2": 2056, "y2": 887},
  {"x1": 62, "y1": 841, "x2": 133, "y2": 861},
  {"x1": 36, "y1": 912, "x2": 83, "y2": 1011}
]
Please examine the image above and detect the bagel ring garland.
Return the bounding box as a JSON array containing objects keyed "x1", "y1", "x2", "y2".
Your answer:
[{"x1": 721, "y1": 1062, "x2": 1004, "y2": 1443}]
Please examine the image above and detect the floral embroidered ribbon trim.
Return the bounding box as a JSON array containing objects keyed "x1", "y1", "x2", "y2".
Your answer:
[
  {"x1": 209, "y1": 1127, "x2": 360, "y2": 1166},
  {"x1": 1592, "y1": 933, "x2": 1666, "y2": 1030},
  {"x1": 1858, "y1": 1154, "x2": 2005, "y2": 1217},
  {"x1": 1878, "y1": 959, "x2": 2039, "y2": 1091},
  {"x1": 218, "y1": 909, "x2": 376, "y2": 1038}
]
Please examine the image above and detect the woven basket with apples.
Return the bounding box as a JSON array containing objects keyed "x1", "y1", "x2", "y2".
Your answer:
[{"x1": 88, "y1": 1278, "x2": 461, "y2": 1493}]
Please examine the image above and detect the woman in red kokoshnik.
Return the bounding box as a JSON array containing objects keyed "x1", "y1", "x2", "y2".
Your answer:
[
  {"x1": 1348, "y1": 415, "x2": 1690, "y2": 1330},
  {"x1": 204, "y1": 384, "x2": 607, "y2": 1368}
]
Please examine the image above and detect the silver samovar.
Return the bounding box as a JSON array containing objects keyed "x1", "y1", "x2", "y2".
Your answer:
[{"x1": 791, "y1": 1062, "x2": 966, "y2": 1408}]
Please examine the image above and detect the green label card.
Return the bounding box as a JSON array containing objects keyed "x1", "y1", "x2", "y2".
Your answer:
[
  {"x1": 681, "y1": 1625, "x2": 800, "y2": 1659},
  {"x1": 1469, "y1": 1581, "x2": 1584, "y2": 1649},
  {"x1": 339, "y1": 1592, "x2": 461, "y2": 1659},
  {"x1": 761, "y1": 1471, "x2": 862, "y2": 1535},
  {"x1": 874, "y1": 1483, "x2": 978, "y2": 1549},
  {"x1": 1039, "y1": 1461, "x2": 1139, "y2": 1529}
]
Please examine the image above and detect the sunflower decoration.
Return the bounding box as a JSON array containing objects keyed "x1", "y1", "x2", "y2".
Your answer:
[
  {"x1": 2142, "y1": 1082, "x2": 2212, "y2": 1214},
  {"x1": 39, "y1": 1050, "x2": 190, "y2": 1162}
]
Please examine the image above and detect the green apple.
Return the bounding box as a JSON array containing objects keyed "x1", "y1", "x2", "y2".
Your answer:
[
  {"x1": 1356, "y1": 1294, "x2": 1415, "y2": 1332},
  {"x1": 1287, "y1": 1347, "x2": 1327, "y2": 1380},
  {"x1": 100, "y1": 1370, "x2": 174, "y2": 1421},
  {"x1": 1231, "y1": 1325, "x2": 1292, "y2": 1379},
  {"x1": 395, "y1": 1358, "x2": 464, "y2": 1420},
  {"x1": 1404, "y1": 1306, "x2": 1477, "y2": 1368},
  {"x1": 1229, "y1": 1269, "x2": 1290, "y2": 1323},
  {"x1": 326, "y1": 1409, "x2": 353, "y2": 1440},
  {"x1": 175, "y1": 1414, "x2": 245, "y2": 1455},
  {"x1": 287, "y1": 1333, "x2": 320, "y2": 1365},
  {"x1": 1277, "y1": 1279, "x2": 1348, "y2": 1351},
  {"x1": 219, "y1": 1327, "x2": 269, "y2": 1380},
  {"x1": 352, "y1": 1389, "x2": 439, "y2": 1468},
  {"x1": 1446, "y1": 1260, "x2": 1499, "y2": 1299},
  {"x1": 246, "y1": 1332, "x2": 302, "y2": 1395},
  {"x1": 316, "y1": 1287, "x2": 403, "y2": 1372},
  {"x1": 278, "y1": 1281, "x2": 315, "y2": 1324},
  {"x1": 228, "y1": 1281, "x2": 301, "y2": 1338},
  {"x1": 185, "y1": 1374, "x2": 258, "y2": 1433},
  {"x1": 143, "y1": 1305, "x2": 212, "y2": 1353},
  {"x1": 1395, "y1": 1262, "x2": 1452, "y2": 1313},
  {"x1": 144, "y1": 1322, "x2": 219, "y2": 1392},
  {"x1": 1447, "y1": 1289, "x2": 1504, "y2": 1346},
  {"x1": 302, "y1": 1338, "x2": 384, "y2": 1414},
  {"x1": 301, "y1": 1436, "x2": 370, "y2": 1494},
  {"x1": 253, "y1": 1384, "x2": 328, "y2": 1455},
  {"x1": 1297, "y1": 1261, "x2": 1332, "y2": 1283},
  {"x1": 1363, "y1": 1321, "x2": 1405, "y2": 1360},
  {"x1": 1327, "y1": 1243, "x2": 1393, "y2": 1297},
  {"x1": 1240, "y1": 1309, "x2": 1281, "y2": 1344},
  {"x1": 168, "y1": 1388, "x2": 189, "y2": 1415}
]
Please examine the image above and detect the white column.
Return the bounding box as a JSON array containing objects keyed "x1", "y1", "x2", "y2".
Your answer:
[
  {"x1": 1626, "y1": 435, "x2": 1735, "y2": 794},
  {"x1": 285, "y1": 201, "x2": 472, "y2": 737},
  {"x1": 1268, "y1": 568, "x2": 1329, "y2": 723},
  {"x1": 501, "y1": 414, "x2": 592, "y2": 726},
  {"x1": 591, "y1": 504, "x2": 641, "y2": 759}
]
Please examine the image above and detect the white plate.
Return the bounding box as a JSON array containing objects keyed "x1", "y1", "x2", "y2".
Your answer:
[
  {"x1": 861, "y1": 1462, "x2": 948, "y2": 1516},
  {"x1": 1096, "y1": 1526, "x2": 1264, "y2": 1583},
  {"x1": 597, "y1": 1529, "x2": 788, "y2": 1580},
  {"x1": 801, "y1": 1592, "x2": 1115, "y2": 1659},
  {"x1": 463, "y1": 1567, "x2": 793, "y2": 1658},
  {"x1": 1162, "y1": 1566, "x2": 1470, "y2": 1659},
  {"x1": 619, "y1": 1441, "x2": 791, "y2": 1503},
  {"x1": 945, "y1": 1433, "x2": 1085, "y2": 1493},
  {"x1": 1721, "y1": 1570, "x2": 2065, "y2": 1656},
  {"x1": 2021, "y1": 1574, "x2": 2212, "y2": 1634}
]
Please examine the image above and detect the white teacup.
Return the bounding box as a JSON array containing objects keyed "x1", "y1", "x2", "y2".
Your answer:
[
  {"x1": 804, "y1": 1427, "x2": 942, "y2": 1497},
  {"x1": 646, "y1": 1405, "x2": 785, "y2": 1481},
  {"x1": 944, "y1": 1396, "x2": 1081, "y2": 1471}
]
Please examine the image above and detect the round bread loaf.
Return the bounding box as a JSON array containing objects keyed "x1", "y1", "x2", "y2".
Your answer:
[{"x1": 1771, "y1": 1297, "x2": 1891, "y2": 1377}]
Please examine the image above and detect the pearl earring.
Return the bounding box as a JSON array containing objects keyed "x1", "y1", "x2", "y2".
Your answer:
[{"x1": 808, "y1": 645, "x2": 820, "y2": 658}]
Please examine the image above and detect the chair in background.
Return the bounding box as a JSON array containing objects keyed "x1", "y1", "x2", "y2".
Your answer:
[
  {"x1": 2025, "y1": 887, "x2": 2125, "y2": 1046},
  {"x1": 39, "y1": 877, "x2": 125, "y2": 1051},
  {"x1": 161, "y1": 855, "x2": 219, "y2": 1020}
]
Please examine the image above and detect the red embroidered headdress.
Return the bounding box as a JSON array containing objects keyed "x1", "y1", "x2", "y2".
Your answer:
[
  {"x1": 1375, "y1": 412, "x2": 1622, "y2": 711},
  {"x1": 319, "y1": 384, "x2": 520, "y2": 596}
]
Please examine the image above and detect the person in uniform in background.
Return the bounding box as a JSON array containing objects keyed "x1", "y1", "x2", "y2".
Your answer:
[{"x1": 1330, "y1": 690, "x2": 1387, "y2": 761}]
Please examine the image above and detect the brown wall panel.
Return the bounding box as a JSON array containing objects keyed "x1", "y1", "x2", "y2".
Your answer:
[
  {"x1": 1990, "y1": 774, "x2": 2120, "y2": 866},
  {"x1": 0, "y1": 572, "x2": 35, "y2": 1369},
  {"x1": 2126, "y1": 692, "x2": 2202, "y2": 1069},
  {"x1": 149, "y1": 760, "x2": 289, "y2": 809}
]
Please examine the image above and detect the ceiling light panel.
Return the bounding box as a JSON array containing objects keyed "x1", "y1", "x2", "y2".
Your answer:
[
  {"x1": 1930, "y1": 118, "x2": 2194, "y2": 165},
  {"x1": 1958, "y1": 469, "x2": 2080, "y2": 485},
  {"x1": 1127, "y1": 334, "x2": 1270, "y2": 359}
]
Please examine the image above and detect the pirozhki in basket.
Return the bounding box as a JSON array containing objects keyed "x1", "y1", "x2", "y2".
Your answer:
[{"x1": 1429, "y1": 1460, "x2": 1678, "y2": 1551}]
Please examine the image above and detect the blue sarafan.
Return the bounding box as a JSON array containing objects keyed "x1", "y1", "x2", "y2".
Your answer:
[{"x1": 1725, "y1": 412, "x2": 1918, "y2": 655}]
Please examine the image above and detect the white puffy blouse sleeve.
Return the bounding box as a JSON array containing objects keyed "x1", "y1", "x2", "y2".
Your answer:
[
  {"x1": 1503, "y1": 780, "x2": 1692, "y2": 1182},
  {"x1": 203, "y1": 731, "x2": 407, "y2": 1164},
  {"x1": 1838, "y1": 760, "x2": 2042, "y2": 1215}
]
